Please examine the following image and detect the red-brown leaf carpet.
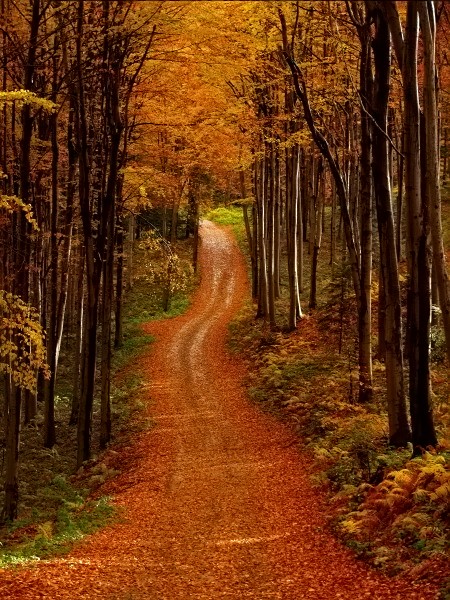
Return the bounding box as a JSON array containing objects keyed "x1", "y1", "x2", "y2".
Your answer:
[{"x1": 0, "y1": 221, "x2": 440, "y2": 599}]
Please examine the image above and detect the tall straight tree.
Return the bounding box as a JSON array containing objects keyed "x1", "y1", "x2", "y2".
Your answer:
[
  {"x1": 417, "y1": 1, "x2": 450, "y2": 364},
  {"x1": 346, "y1": 0, "x2": 374, "y2": 404},
  {"x1": 383, "y1": 0, "x2": 437, "y2": 451},
  {"x1": 2, "y1": 0, "x2": 46, "y2": 521},
  {"x1": 368, "y1": 2, "x2": 410, "y2": 445}
]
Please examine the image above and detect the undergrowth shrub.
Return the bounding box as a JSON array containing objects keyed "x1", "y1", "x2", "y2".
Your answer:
[
  {"x1": 339, "y1": 453, "x2": 450, "y2": 557},
  {"x1": 0, "y1": 476, "x2": 115, "y2": 566},
  {"x1": 325, "y1": 415, "x2": 388, "y2": 486},
  {"x1": 430, "y1": 322, "x2": 447, "y2": 364},
  {"x1": 136, "y1": 232, "x2": 194, "y2": 313}
]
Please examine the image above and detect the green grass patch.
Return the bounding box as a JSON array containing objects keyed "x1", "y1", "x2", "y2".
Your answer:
[
  {"x1": 205, "y1": 205, "x2": 244, "y2": 227},
  {"x1": 205, "y1": 205, "x2": 247, "y2": 247},
  {"x1": 0, "y1": 476, "x2": 115, "y2": 566}
]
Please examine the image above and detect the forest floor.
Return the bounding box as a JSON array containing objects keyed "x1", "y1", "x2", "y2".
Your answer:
[{"x1": 0, "y1": 220, "x2": 442, "y2": 599}]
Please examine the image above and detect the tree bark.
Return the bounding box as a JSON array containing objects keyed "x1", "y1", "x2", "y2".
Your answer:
[
  {"x1": 371, "y1": 4, "x2": 410, "y2": 445},
  {"x1": 418, "y1": 1, "x2": 450, "y2": 364},
  {"x1": 402, "y1": 2, "x2": 437, "y2": 451}
]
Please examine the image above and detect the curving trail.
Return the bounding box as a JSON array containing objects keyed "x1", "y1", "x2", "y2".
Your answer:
[{"x1": 0, "y1": 221, "x2": 439, "y2": 599}]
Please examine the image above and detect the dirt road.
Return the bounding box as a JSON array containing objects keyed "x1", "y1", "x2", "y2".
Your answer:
[{"x1": 0, "y1": 221, "x2": 439, "y2": 599}]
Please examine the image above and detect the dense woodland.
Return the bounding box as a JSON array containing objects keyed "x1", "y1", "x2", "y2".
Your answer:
[{"x1": 0, "y1": 0, "x2": 448, "y2": 563}]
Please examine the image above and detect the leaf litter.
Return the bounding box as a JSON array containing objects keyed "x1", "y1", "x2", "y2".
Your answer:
[{"x1": 0, "y1": 221, "x2": 440, "y2": 599}]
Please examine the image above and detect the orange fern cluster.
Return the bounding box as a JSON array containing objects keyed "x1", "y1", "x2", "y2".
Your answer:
[{"x1": 341, "y1": 453, "x2": 449, "y2": 551}]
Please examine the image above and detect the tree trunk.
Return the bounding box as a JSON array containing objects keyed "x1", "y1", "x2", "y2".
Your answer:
[
  {"x1": 2, "y1": 382, "x2": 21, "y2": 522},
  {"x1": 69, "y1": 243, "x2": 85, "y2": 426},
  {"x1": 418, "y1": 1, "x2": 450, "y2": 364},
  {"x1": 170, "y1": 197, "x2": 179, "y2": 244},
  {"x1": 402, "y1": 2, "x2": 437, "y2": 451},
  {"x1": 100, "y1": 225, "x2": 114, "y2": 449},
  {"x1": 357, "y1": 19, "x2": 374, "y2": 403},
  {"x1": 274, "y1": 146, "x2": 281, "y2": 299},
  {"x1": 115, "y1": 209, "x2": 124, "y2": 349},
  {"x1": 396, "y1": 128, "x2": 404, "y2": 261},
  {"x1": 256, "y1": 157, "x2": 269, "y2": 320},
  {"x1": 126, "y1": 213, "x2": 135, "y2": 291},
  {"x1": 286, "y1": 145, "x2": 302, "y2": 330},
  {"x1": 309, "y1": 157, "x2": 323, "y2": 310},
  {"x1": 267, "y1": 145, "x2": 276, "y2": 329},
  {"x1": 43, "y1": 108, "x2": 59, "y2": 449},
  {"x1": 75, "y1": 0, "x2": 100, "y2": 466},
  {"x1": 371, "y1": 5, "x2": 410, "y2": 445}
]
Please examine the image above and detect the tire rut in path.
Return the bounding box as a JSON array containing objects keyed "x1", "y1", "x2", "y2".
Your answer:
[{"x1": 0, "y1": 221, "x2": 439, "y2": 599}]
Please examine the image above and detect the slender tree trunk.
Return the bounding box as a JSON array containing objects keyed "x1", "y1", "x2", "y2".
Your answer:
[
  {"x1": 267, "y1": 145, "x2": 276, "y2": 329},
  {"x1": 418, "y1": 1, "x2": 450, "y2": 364},
  {"x1": 170, "y1": 197, "x2": 179, "y2": 244},
  {"x1": 357, "y1": 19, "x2": 374, "y2": 403},
  {"x1": 1, "y1": 382, "x2": 21, "y2": 522},
  {"x1": 256, "y1": 157, "x2": 269, "y2": 320},
  {"x1": 100, "y1": 25, "x2": 123, "y2": 448},
  {"x1": 192, "y1": 199, "x2": 200, "y2": 273},
  {"x1": 70, "y1": 244, "x2": 85, "y2": 426},
  {"x1": 2, "y1": 0, "x2": 41, "y2": 518},
  {"x1": 371, "y1": 5, "x2": 410, "y2": 445},
  {"x1": 126, "y1": 213, "x2": 135, "y2": 291},
  {"x1": 100, "y1": 221, "x2": 114, "y2": 449},
  {"x1": 274, "y1": 146, "x2": 281, "y2": 299},
  {"x1": 396, "y1": 128, "x2": 404, "y2": 261},
  {"x1": 251, "y1": 196, "x2": 259, "y2": 299},
  {"x1": 115, "y1": 206, "x2": 124, "y2": 349},
  {"x1": 330, "y1": 179, "x2": 337, "y2": 267},
  {"x1": 76, "y1": 0, "x2": 100, "y2": 466},
  {"x1": 403, "y1": 2, "x2": 437, "y2": 451},
  {"x1": 309, "y1": 157, "x2": 323, "y2": 309},
  {"x1": 43, "y1": 108, "x2": 59, "y2": 449},
  {"x1": 286, "y1": 146, "x2": 302, "y2": 330},
  {"x1": 442, "y1": 127, "x2": 448, "y2": 184}
]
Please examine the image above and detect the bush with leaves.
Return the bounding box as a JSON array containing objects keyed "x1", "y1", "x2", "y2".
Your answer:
[
  {"x1": 138, "y1": 231, "x2": 193, "y2": 311},
  {"x1": 339, "y1": 453, "x2": 449, "y2": 559},
  {"x1": 0, "y1": 291, "x2": 49, "y2": 391}
]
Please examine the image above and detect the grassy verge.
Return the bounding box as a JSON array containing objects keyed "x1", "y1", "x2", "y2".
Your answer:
[
  {"x1": 0, "y1": 477, "x2": 114, "y2": 566},
  {"x1": 205, "y1": 205, "x2": 248, "y2": 247}
]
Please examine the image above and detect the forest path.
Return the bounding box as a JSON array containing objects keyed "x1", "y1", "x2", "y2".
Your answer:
[{"x1": 0, "y1": 221, "x2": 439, "y2": 599}]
